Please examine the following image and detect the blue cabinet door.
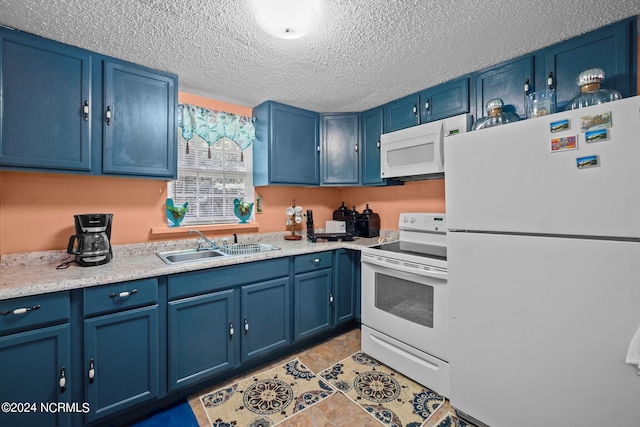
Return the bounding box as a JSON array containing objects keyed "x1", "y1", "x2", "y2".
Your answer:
[
  {"x1": 84, "y1": 305, "x2": 159, "y2": 422},
  {"x1": 542, "y1": 18, "x2": 636, "y2": 111},
  {"x1": 102, "y1": 60, "x2": 177, "y2": 178},
  {"x1": 361, "y1": 107, "x2": 384, "y2": 185},
  {"x1": 333, "y1": 249, "x2": 359, "y2": 326},
  {"x1": 241, "y1": 278, "x2": 291, "y2": 363},
  {"x1": 294, "y1": 268, "x2": 332, "y2": 341},
  {"x1": 0, "y1": 29, "x2": 92, "y2": 172},
  {"x1": 168, "y1": 289, "x2": 237, "y2": 391},
  {"x1": 420, "y1": 77, "x2": 470, "y2": 123},
  {"x1": 253, "y1": 101, "x2": 319, "y2": 186},
  {"x1": 320, "y1": 113, "x2": 360, "y2": 185},
  {"x1": 474, "y1": 56, "x2": 533, "y2": 119},
  {"x1": 0, "y1": 324, "x2": 71, "y2": 427},
  {"x1": 382, "y1": 93, "x2": 420, "y2": 133}
]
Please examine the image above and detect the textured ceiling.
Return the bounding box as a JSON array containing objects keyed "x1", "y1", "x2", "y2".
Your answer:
[{"x1": 0, "y1": 0, "x2": 638, "y2": 113}]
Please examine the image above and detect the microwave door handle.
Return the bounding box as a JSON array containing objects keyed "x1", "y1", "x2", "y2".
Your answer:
[{"x1": 435, "y1": 122, "x2": 444, "y2": 171}]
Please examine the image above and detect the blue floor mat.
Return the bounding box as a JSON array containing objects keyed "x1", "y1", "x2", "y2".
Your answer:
[{"x1": 130, "y1": 400, "x2": 199, "y2": 427}]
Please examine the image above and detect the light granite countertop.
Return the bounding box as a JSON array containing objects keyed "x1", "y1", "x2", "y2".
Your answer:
[{"x1": 0, "y1": 232, "x2": 395, "y2": 301}]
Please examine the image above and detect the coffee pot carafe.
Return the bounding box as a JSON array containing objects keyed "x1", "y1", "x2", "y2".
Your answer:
[{"x1": 67, "y1": 214, "x2": 113, "y2": 266}]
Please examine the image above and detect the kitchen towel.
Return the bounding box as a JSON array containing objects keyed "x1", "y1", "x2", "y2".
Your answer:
[{"x1": 625, "y1": 325, "x2": 640, "y2": 373}]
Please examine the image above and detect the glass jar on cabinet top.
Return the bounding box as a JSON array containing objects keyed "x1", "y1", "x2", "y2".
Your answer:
[
  {"x1": 565, "y1": 68, "x2": 621, "y2": 110},
  {"x1": 526, "y1": 90, "x2": 556, "y2": 118},
  {"x1": 472, "y1": 98, "x2": 520, "y2": 130}
]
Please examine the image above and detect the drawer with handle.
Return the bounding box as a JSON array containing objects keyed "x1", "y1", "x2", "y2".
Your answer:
[
  {"x1": 84, "y1": 278, "x2": 158, "y2": 317},
  {"x1": 0, "y1": 291, "x2": 70, "y2": 335},
  {"x1": 294, "y1": 251, "x2": 333, "y2": 274}
]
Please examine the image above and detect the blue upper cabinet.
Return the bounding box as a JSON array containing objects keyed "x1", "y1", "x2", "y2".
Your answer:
[
  {"x1": 102, "y1": 60, "x2": 177, "y2": 178},
  {"x1": 419, "y1": 77, "x2": 470, "y2": 122},
  {"x1": 382, "y1": 93, "x2": 420, "y2": 133},
  {"x1": 361, "y1": 107, "x2": 384, "y2": 185},
  {"x1": 0, "y1": 28, "x2": 92, "y2": 172},
  {"x1": 474, "y1": 56, "x2": 534, "y2": 120},
  {"x1": 320, "y1": 113, "x2": 360, "y2": 185},
  {"x1": 253, "y1": 101, "x2": 319, "y2": 186},
  {"x1": 383, "y1": 77, "x2": 470, "y2": 133},
  {"x1": 0, "y1": 26, "x2": 178, "y2": 179},
  {"x1": 540, "y1": 17, "x2": 636, "y2": 111}
]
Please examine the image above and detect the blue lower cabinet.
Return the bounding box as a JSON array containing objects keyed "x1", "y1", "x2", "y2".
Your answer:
[
  {"x1": 0, "y1": 324, "x2": 71, "y2": 427},
  {"x1": 333, "y1": 249, "x2": 359, "y2": 325},
  {"x1": 294, "y1": 268, "x2": 332, "y2": 341},
  {"x1": 84, "y1": 305, "x2": 159, "y2": 423},
  {"x1": 168, "y1": 289, "x2": 237, "y2": 391},
  {"x1": 241, "y1": 278, "x2": 291, "y2": 363}
]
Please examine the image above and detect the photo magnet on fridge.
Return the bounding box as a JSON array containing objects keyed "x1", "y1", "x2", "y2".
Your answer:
[
  {"x1": 551, "y1": 135, "x2": 577, "y2": 152},
  {"x1": 581, "y1": 112, "x2": 612, "y2": 132},
  {"x1": 585, "y1": 128, "x2": 609, "y2": 143},
  {"x1": 550, "y1": 119, "x2": 570, "y2": 133},
  {"x1": 576, "y1": 155, "x2": 599, "y2": 169}
]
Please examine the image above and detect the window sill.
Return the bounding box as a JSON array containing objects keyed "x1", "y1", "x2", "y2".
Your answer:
[{"x1": 150, "y1": 222, "x2": 260, "y2": 236}]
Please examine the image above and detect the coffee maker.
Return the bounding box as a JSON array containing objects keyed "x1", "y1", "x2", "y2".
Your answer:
[{"x1": 67, "y1": 214, "x2": 113, "y2": 266}]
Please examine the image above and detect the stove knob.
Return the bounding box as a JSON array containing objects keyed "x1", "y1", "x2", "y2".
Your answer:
[
  {"x1": 403, "y1": 216, "x2": 409, "y2": 223},
  {"x1": 410, "y1": 217, "x2": 416, "y2": 223}
]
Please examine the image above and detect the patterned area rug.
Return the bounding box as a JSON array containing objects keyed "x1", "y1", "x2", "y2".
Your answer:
[
  {"x1": 319, "y1": 351, "x2": 446, "y2": 427},
  {"x1": 199, "y1": 359, "x2": 335, "y2": 427},
  {"x1": 432, "y1": 410, "x2": 469, "y2": 427}
]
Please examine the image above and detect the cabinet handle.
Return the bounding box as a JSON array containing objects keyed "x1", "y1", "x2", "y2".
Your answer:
[
  {"x1": 310, "y1": 258, "x2": 321, "y2": 264},
  {"x1": 329, "y1": 293, "x2": 334, "y2": 304},
  {"x1": 105, "y1": 106, "x2": 112, "y2": 125},
  {"x1": 425, "y1": 100, "x2": 430, "y2": 112},
  {"x1": 547, "y1": 72, "x2": 554, "y2": 90},
  {"x1": 59, "y1": 367, "x2": 66, "y2": 393},
  {"x1": 229, "y1": 322, "x2": 234, "y2": 337},
  {"x1": 376, "y1": 140, "x2": 380, "y2": 149},
  {"x1": 244, "y1": 318, "x2": 249, "y2": 332},
  {"x1": 354, "y1": 144, "x2": 358, "y2": 153},
  {"x1": 109, "y1": 289, "x2": 138, "y2": 298},
  {"x1": 88, "y1": 359, "x2": 95, "y2": 383},
  {"x1": 412, "y1": 104, "x2": 417, "y2": 116},
  {"x1": 316, "y1": 145, "x2": 320, "y2": 152},
  {"x1": 83, "y1": 101, "x2": 90, "y2": 121},
  {"x1": 524, "y1": 79, "x2": 530, "y2": 95},
  {"x1": 0, "y1": 305, "x2": 41, "y2": 316}
]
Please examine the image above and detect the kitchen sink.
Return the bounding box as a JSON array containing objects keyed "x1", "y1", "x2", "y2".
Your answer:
[
  {"x1": 156, "y1": 248, "x2": 227, "y2": 264},
  {"x1": 157, "y1": 243, "x2": 281, "y2": 265}
]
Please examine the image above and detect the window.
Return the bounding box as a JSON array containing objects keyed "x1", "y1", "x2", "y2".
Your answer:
[{"x1": 168, "y1": 132, "x2": 253, "y2": 224}]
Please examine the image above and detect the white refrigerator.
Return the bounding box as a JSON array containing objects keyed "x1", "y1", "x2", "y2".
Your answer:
[{"x1": 444, "y1": 96, "x2": 640, "y2": 427}]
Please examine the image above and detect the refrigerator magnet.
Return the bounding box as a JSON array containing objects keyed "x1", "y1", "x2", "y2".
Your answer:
[
  {"x1": 551, "y1": 135, "x2": 577, "y2": 152},
  {"x1": 550, "y1": 118, "x2": 570, "y2": 133},
  {"x1": 581, "y1": 111, "x2": 612, "y2": 132},
  {"x1": 576, "y1": 155, "x2": 599, "y2": 169},
  {"x1": 585, "y1": 128, "x2": 609, "y2": 143}
]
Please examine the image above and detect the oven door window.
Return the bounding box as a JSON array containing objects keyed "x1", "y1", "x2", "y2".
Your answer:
[{"x1": 374, "y1": 272, "x2": 434, "y2": 328}]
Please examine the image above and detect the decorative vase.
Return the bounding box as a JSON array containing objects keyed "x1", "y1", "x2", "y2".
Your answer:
[
  {"x1": 166, "y1": 198, "x2": 188, "y2": 227},
  {"x1": 234, "y1": 198, "x2": 253, "y2": 223}
]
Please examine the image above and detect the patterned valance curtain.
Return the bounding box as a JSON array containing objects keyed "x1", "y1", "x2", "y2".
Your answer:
[{"x1": 177, "y1": 103, "x2": 255, "y2": 159}]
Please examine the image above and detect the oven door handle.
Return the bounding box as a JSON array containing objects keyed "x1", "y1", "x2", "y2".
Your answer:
[{"x1": 362, "y1": 254, "x2": 447, "y2": 279}]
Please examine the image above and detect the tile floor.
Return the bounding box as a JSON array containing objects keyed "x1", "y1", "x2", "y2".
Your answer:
[{"x1": 187, "y1": 326, "x2": 455, "y2": 427}]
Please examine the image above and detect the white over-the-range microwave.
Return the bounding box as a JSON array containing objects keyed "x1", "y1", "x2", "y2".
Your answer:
[{"x1": 380, "y1": 113, "x2": 472, "y2": 181}]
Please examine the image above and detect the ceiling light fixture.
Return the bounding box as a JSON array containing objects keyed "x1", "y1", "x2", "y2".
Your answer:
[{"x1": 253, "y1": 0, "x2": 320, "y2": 40}]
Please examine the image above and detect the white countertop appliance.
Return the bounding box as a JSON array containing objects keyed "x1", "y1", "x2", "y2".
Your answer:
[
  {"x1": 380, "y1": 113, "x2": 471, "y2": 181},
  {"x1": 360, "y1": 213, "x2": 449, "y2": 396},
  {"x1": 444, "y1": 96, "x2": 640, "y2": 427}
]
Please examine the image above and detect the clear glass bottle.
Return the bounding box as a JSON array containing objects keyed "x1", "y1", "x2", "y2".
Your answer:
[
  {"x1": 472, "y1": 98, "x2": 520, "y2": 131},
  {"x1": 565, "y1": 68, "x2": 621, "y2": 110}
]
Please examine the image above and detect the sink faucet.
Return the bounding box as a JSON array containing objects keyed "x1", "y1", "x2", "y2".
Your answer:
[{"x1": 188, "y1": 230, "x2": 218, "y2": 250}]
